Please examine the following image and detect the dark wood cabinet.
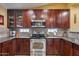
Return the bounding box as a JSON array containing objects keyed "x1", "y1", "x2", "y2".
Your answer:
[
  {"x1": 1, "y1": 40, "x2": 13, "y2": 56},
  {"x1": 46, "y1": 9, "x2": 70, "y2": 29},
  {"x1": 53, "y1": 38, "x2": 61, "y2": 55},
  {"x1": 23, "y1": 10, "x2": 31, "y2": 28},
  {"x1": 7, "y1": 9, "x2": 31, "y2": 28},
  {"x1": 15, "y1": 38, "x2": 30, "y2": 55},
  {"x1": 61, "y1": 9, "x2": 70, "y2": 29},
  {"x1": 63, "y1": 40, "x2": 73, "y2": 56},
  {"x1": 46, "y1": 39, "x2": 54, "y2": 55},
  {"x1": 1, "y1": 38, "x2": 30, "y2": 56},
  {"x1": 7, "y1": 9, "x2": 16, "y2": 30},
  {"x1": 33, "y1": 9, "x2": 43, "y2": 20},
  {"x1": 72, "y1": 43, "x2": 79, "y2": 56},
  {"x1": 46, "y1": 9, "x2": 57, "y2": 28},
  {"x1": 56, "y1": 9, "x2": 70, "y2": 29},
  {"x1": 46, "y1": 38, "x2": 61, "y2": 56}
]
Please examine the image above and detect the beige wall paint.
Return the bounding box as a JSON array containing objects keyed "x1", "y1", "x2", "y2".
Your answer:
[
  {"x1": 0, "y1": 5, "x2": 7, "y2": 28},
  {"x1": 70, "y1": 6, "x2": 79, "y2": 32},
  {"x1": 33, "y1": 3, "x2": 70, "y2": 9}
]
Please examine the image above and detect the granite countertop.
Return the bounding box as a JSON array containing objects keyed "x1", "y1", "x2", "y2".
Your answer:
[
  {"x1": 0, "y1": 36, "x2": 79, "y2": 45},
  {"x1": 0, "y1": 37, "x2": 15, "y2": 43}
]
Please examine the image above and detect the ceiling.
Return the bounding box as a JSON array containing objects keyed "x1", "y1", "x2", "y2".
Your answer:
[{"x1": 0, "y1": 3, "x2": 48, "y2": 9}]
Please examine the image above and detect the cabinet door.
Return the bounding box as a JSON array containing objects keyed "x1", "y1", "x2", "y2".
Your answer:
[
  {"x1": 61, "y1": 9, "x2": 70, "y2": 29},
  {"x1": 73, "y1": 43, "x2": 79, "y2": 56},
  {"x1": 53, "y1": 38, "x2": 61, "y2": 55},
  {"x1": 7, "y1": 9, "x2": 16, "y2": 29},
  {"x1": 60, "y1": 39, "x2": 64, "y2": 55},
  {"x1": 56, "y1": 9, "x2": 62, "y2": 28},
  {"x1": 56, "y1": 9, "x2": 70, "y2": 29},
  {"x1": 45, "y1": 9, "x2": 50, "y2": 28},
  {"x1": 46, "y1": 9, "x2": 57, "y2": 28},
  {"x1": 46, "y1": 38, "x2": 61, "y2": 56},
  {"x1": 2, "y1": 40, "x2": 13, "y2": 56},
  {"x1": 33, "y1": 9, "x2": 43, "y2": 20},
  {"x1": 16, "y1": 39, "x2": 30, "y2": 55},
  {"x1": 22, "y1": 39, "x2": 30, "y2": 55},
  {"x1": 23, "y1": 10, "x2": 31, "y2": 28},
  {"x1": 63, "y1": 40, "x2": 73, "y2": 56},
  {"x1": 46, "y1": 39, "x2": 54, "y2": 55}
]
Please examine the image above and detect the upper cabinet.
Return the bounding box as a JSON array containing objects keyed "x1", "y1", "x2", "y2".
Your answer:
[
  {"x1": 7, "y1": 9, "x2": 70, "y2": 29},
  {"x1": 46, "y1": 9, "x2": 70, "y2": 29},
  {"x1": 7, "y1": 9, "x2": 16, "y2": 30},
  {"x1": 23, "y1": 10, "x2": 31, "y2": 28},
  {"x1": 15, "y1": 10, "x2": 24, "y2": 28},
  {"x1": 46, "y1": 9, "x2": 57, "y2": 28},
  {"x1": 57, "y1": 9, "x2": 70, "y2": 29}
]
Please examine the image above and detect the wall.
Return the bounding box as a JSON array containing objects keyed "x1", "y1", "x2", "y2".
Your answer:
[
  {"x1": 33, "y1": 3, "x2": 70, "y2": 9},
  {"x1": 70, "y1": 6, "x2": 79, "y2": 32},
  {"x1": 0, "y1": 5, "x2": 7, "y2": 28}
]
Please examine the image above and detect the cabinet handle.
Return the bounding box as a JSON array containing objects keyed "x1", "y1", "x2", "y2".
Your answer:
[{"x1": 74, "y1": 14, "x2": 76, "y2": 24}]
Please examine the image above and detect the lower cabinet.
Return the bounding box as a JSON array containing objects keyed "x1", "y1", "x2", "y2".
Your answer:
[
  {"x1": 1, "y1": 40, "x2": 13, "y2": 56},
  {"x1": 1, "y1": 38, "x2": 79, "y2": 56},
  {"x1": 46, "y1": 38, "x2": 61, "y2": 56},
  {"x1": 1, "y1": 38, "x2": 30, "y2": 56},
  {"x1": 16, "y1": 38, "x2": 30, "y2": 55},
  {"x1": 46, "y1": 38, "x2": 73, "y2": 56},
  {"x1": 63, "y1": 40, "x2": 73, "y2": 56},
  {"x1": 73, "y1": 43, "x2": 79, "y2": 56}
]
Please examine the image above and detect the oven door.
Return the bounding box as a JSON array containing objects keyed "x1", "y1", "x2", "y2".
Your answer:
[{"x1": 30, "y1": 39, "x2": 46, "y2": 56}]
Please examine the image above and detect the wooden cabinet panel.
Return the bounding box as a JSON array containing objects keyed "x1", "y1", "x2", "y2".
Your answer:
[
  {"x1": 1, "y1": 38, "x2": 30, "y2": 56},
  {"x1": 16, "y1": 38, "x2": 30, "y2": 55},
  {"x1": 56, "y1": 9, "x2": 62, "y2": 28},
  {"x1": 60, "y1": 39, "x2": 64, "y2": 55},
  {"x1": 46, "y1": 38, "x2": 61, "y2": 56},
  {"x1": 53, "y1": 38, "x2": 61, "y2": 55},
  {"x1": 46, "y1": 39, "x2": 54, "y2": 55},
  {"x1": 56, "y1": 9, "x2": 70, "y2": 29},
  {"x1": 63, "y1": 40, "x2": 73, "y2": 56},
  {"x1": 7, "y1": 9, "x2": 16, "y2": 29},
  {"x1": 73, "y1": 43, "x2": 79, "y2": 56},
  {"x1": 2, "y1": 40, "x2": 13, "y2": 56},
  {"x1": 46, "y1": 9, "x2": 57, "y2": 28},
  {"x1": 23, "y1": 10, "x2": 31, "y2": 28},
  {"x1": 61, "y1": 10, "x2": 70, "y2": 29},
  {"x1": 33, "y1": 9, "x2": 43, "y2": 20}
]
